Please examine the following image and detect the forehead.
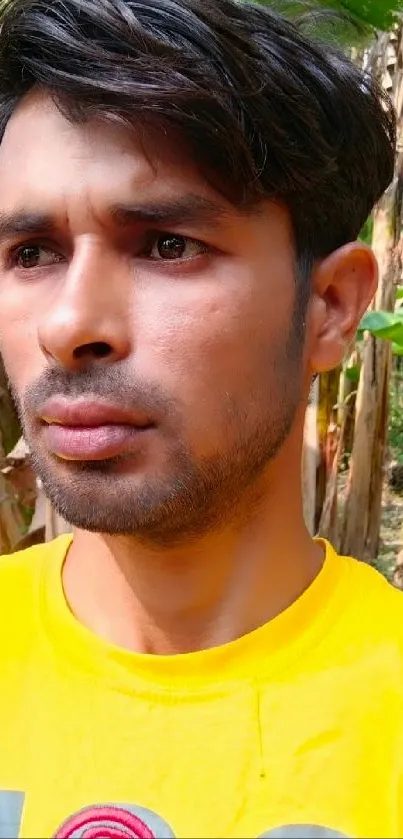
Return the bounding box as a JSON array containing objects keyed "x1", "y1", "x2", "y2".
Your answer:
[
  {"x1": 0, "y1": 92, "x2": 217, "y2": 210},
  {"x1": 0, "y1": 90, "x2": 296, "y2": 264}
]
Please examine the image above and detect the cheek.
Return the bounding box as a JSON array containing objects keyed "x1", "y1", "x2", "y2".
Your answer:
[
  {"x1": 133, "y1": 268, "x2": 293, "y2": 444},
  {"x1": 0, "y1": 287, "x2": 44, "y2": 395},
  {"x1": 137, "y1": 257, "x2": 292, "y2": 371}
]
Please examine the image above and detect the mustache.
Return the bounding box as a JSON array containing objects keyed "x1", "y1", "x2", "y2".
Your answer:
[{"x1": 16, "y1": 366, "x2": 176, "y2": 421}]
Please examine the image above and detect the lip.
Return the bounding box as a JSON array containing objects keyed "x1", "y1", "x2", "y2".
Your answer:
[
  {"x1": 40, "y1": 398, "x2": 152, "y2": 429},
  {"x1": 39, "y1": 398, "x2": 154, "y2": 461}
]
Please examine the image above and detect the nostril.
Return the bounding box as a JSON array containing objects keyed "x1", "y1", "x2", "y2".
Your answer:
[{"x1": 73, "y1": 341, "x2": 112, "y2": 360}]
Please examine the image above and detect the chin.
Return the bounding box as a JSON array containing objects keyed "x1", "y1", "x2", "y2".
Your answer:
[{"x1": 31, "y1": 454, "x2": 185, "y2": 540}]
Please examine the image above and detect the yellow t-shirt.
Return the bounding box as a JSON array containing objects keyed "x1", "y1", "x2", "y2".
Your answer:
[{"x1": 0, "y1": 537, "x2": 403, "y2": 838}]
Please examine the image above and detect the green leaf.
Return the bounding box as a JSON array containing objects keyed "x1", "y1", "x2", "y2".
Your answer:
[
  {"x1": 360, "y1": 310, "x2": 399, "y2": 331},
  {"x1": 251, "y1": 0, "x2": 403, "y2": 41},
  {"x1": 336, "y1": 0, "x2": 403, "y2": 30},
  {"x1": 345, "y1": 363, "x2": 360, "y2": 382},
  {"x1": 359, "y1": 216, "x2": 374, "y2": 246},
  {"x1": 396, "y1": 286, "x2": 403, "y2": 300},
  {"x1": 360, "y1": 310, "x2": 403, "y2": 344}
]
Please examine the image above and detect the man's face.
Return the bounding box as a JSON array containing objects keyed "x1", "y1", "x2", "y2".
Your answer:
[{"x1": 0, "y1": 94, "x2": 306, "y2": 545}]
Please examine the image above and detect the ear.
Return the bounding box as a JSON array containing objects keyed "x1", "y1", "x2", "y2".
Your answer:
[{"x1": 306, "y1": 242, "x2": 378, "y2": 375}]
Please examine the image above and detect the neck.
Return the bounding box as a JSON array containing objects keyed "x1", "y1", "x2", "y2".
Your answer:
[{"x1": 62, "y1": 449, "x2": 324, "y2": 656}]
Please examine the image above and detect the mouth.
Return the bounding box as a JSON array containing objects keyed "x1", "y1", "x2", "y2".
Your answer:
[{"x1": 39, "y1": 398, "x2": 155, "y2": 462}]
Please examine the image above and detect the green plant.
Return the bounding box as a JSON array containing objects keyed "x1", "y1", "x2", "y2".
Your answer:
[
  {"x1": 336, "y1": 0, "x2": 403, "y2": 29},
  {"x1": 253, "y1": 0, "x2": 403, "y2": 30},
  {"x1": 389, "y1": 379, "x2": 403, "y2": 462},
  {"x1": 251, "y1": 0, "x2": 403, "y2": 52},
  {"x1": 359, "y1": 310, "x2": 403, "y2": 349}
]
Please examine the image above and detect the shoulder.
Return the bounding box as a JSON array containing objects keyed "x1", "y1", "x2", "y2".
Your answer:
[
  {"x1": 341, "y1": 550, "x2": 403, "y2": 607},
  {"x1": 330, "y1": 545, "x2": 403, "y2": 650},
  {"x1": 0, "y1": 534, "x2": 70, "y2": 585},
  {"x1": 0, "y1": 535, "x2": 72, "y2": 635}
]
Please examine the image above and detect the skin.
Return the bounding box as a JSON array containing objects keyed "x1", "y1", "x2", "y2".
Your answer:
[{"x1": 0, "y1": 92, "x2": 377, "y2": 654}]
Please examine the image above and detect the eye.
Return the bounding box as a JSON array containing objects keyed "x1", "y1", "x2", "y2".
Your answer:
[
  {"x1": 14, "y1": 244, "x2": 64, "y2": 270},
  {"x1": 149, "y1": 234, "x2": 207, "y2": 261}
]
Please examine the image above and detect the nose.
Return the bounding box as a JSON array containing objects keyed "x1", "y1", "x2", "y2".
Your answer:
[{"x1": 38, "y1": 239, "x2": 132, "y2": 370}]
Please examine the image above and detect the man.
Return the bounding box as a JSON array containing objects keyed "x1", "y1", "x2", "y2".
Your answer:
[{"x1": 0, "y1": 0, "x2": 399, "y2": 836}]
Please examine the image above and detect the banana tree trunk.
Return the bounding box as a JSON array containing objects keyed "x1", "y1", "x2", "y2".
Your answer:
[
  {"x1": 302, "y1": 377, "x2": 318, "y2": 534},
  {"x1": 340, "y1": 27, "x2": 403, "y2": 560},
  {"x1": 315, "y1": 368, "x2": 341, "y2": 532},
  {"x1": 0, "y1": 356, "x2": 19, "y2": 457},
  {"x1": 0, "y1": 356, "x2": 26, "y2": 553},
  {"x1": 341, "y1": 159, "x2": 403, "y2": 560}
]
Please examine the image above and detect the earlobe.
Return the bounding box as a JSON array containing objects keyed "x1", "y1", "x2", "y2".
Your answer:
[{"x1": 307, "y1": 242, "x2": 378, "y2": 375}]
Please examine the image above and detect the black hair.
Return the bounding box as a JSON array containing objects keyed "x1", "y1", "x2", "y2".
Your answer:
[{"x1": 0, "y1": 0, "x2": 396, "y2": 301}]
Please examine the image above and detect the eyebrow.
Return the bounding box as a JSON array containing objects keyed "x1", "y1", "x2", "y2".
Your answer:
[
  {"x1": 0, "y1": 195, "x2": 230, "y2": 245},
  {"x1": 110, "y1": 194, "x2": 229, "y2": 228},
  {"x1": 0, "y1": 212, "x2": 56, "y2": 244}
]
